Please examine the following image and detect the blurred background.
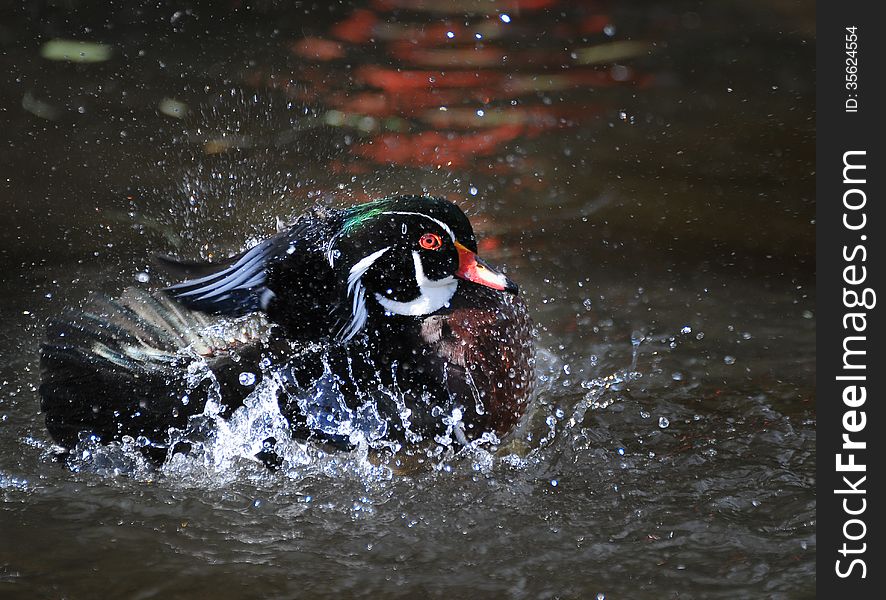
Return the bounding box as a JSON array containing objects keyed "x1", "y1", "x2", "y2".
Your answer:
[{"x1": 1, "y1": 1, "x2": 814, "y2": 598}]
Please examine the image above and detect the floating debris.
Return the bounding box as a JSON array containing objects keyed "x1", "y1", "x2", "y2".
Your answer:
[
  {"x1": 40, "y1": 39, "x2": 113, "y2": 63},
  {"x1": 572, "y1": 41, "x2": 649, "y2": 65},
  {"x1": 22, "y1": 92, "x2": 60, "y2": 120},
  {"x1": 159, "y1": 98, "x2": 189, "y2": 119}
]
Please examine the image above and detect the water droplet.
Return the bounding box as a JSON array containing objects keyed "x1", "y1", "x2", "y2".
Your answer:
[
  {"x1": 724, "y1": 355, "x2": 736, "y2": 365},
  {"x1": 135, "y1": 272, "x2": 150, "y2": 283},
  {"x1": 469, "y1": 186, "x2": 478, "y2": 196},
  {"x1": 671, "y1": 372, "x2": 683, "y2": 381},
  {"x1": 550, "y1": 479, "x2": 558, "y2": 487},
  {"x1": 680, "y1": 325, "x2": 692, "y2": 334},
  {"x1": 658, "y1": 416, "x2": 670, "y2": 429},
  {"x1": 617, "y1": 447, "x2": 625, "y2": 456},
  {"x1": 239, "y1": 372, "x2": 256, "y2": 386},
  {"x1": 500, "y1": 14, "x2": 512, "y2": 23},
  {"x1": 446, "y1": 31, "x2": 455, "y2": 39}
]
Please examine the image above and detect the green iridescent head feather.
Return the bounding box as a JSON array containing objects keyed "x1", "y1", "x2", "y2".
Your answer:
[
  {"x1": 324, "y1": 197, "x2": 400, "y2": 266},
  {"x1": 340, "y1": 198, "x2": 394, "y2": 235}
]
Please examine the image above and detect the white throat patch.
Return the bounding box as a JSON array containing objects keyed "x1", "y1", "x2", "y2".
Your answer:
[{"x1": 375, "y1": 251, "x2": 458, "y2": 316}]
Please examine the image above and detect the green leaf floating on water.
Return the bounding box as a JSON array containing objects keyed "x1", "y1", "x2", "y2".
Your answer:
[{"x1": 40, "y1": 39, "x2": 113, "y2": 63}]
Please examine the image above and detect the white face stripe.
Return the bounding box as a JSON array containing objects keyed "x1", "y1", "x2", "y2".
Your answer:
[
  {"x1": 411, "y1": 250, "x2": 453, "y2": 288},
  {"x1": 347, "y1": 246, "x2": 390, "y2": 294},
  {"x1": 375, "y1": 251, "x2": 458, "y2": 316},
  {"x1": 339, "y1": 246, "x2": 391, "y2": 342},
  {"x1": 380, "y1": 211, "x2": 456, "y2": 243}
]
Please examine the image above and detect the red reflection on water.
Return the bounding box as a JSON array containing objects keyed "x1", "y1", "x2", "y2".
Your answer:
[
  {"x1": 292, "y1": 37, "x2": 346, "y2": 61},
  {"x1": 371, "y1": 0, "x2": 560, "y2": 12},
  {"x1": 270, "y1": 0, "x2": 653, "y2": 172},
  {"x1": 331, "y1": 9, "x2": 378, "y2": 44}
]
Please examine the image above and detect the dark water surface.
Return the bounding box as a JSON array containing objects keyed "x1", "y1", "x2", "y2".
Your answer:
[{"x1": 1, "y1": 1, "x2": 814, "y2": 598}]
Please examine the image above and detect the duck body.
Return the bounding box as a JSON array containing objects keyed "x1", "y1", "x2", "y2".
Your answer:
[{"x1": 39, "y1": 196, "x2": 534, "y2": 460}]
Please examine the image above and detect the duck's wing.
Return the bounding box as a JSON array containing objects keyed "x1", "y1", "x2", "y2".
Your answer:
[
  {"x1": 161, "y1": 234, "x2": 283, "y2": 315},
  {"x1": 162, "y1": 209, "x2": 350, "y2": 340},
  {"x1": 161, "y1": 216, "x2": 319, "y2": 316},
  {"x1": 39, "y1": 287, "x2": 269, "y2": 451}
]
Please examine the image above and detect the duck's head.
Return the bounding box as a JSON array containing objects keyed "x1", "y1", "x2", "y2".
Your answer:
[{"x1": 329, "y1": 196, "x2": 518, "y2": 340}]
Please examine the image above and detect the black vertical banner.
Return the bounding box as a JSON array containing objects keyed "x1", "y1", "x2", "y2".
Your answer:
[{"x1": 818, "y1": 2, "x2": 885, "y2": 596}]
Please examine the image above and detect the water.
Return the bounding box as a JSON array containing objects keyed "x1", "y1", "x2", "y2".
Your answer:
[{"x1": 1, "y1": 1, "x2": 814, "y2": 597}]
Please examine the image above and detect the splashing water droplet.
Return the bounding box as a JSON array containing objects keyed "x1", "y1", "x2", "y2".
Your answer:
[
  {"x1": 239, "y1": 372, "x2": 256, "y2": 386},
  {"x1": 658, "y1": 416, "x2": 670, "y2": 429},
  {"x1": 724, "y1": 355, "x2": 736, "y2": 365}
]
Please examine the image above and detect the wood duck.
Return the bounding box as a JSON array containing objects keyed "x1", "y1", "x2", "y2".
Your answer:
[{"x1": 39, "y1": 196, "x2": 534, "y2": 461}]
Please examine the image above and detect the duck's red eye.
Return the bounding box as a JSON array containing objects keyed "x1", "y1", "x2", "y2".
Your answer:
[{"x1": 419, "y1": 232, "x2": 443, "y2": 250}]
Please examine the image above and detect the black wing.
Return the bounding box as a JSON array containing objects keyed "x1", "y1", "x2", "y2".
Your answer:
[{"x1": 162, "y1": 231, "x2": 293, "y2": 316}]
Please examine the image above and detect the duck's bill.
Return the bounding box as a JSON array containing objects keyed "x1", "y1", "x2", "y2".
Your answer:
[{"x1": 455, "y1": 241, "x2": 519, "y2": 294}]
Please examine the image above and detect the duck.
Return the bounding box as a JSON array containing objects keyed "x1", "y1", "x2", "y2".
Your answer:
[{"x1": 39, "y1": 195, "x2": 535, "y2": 463}]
